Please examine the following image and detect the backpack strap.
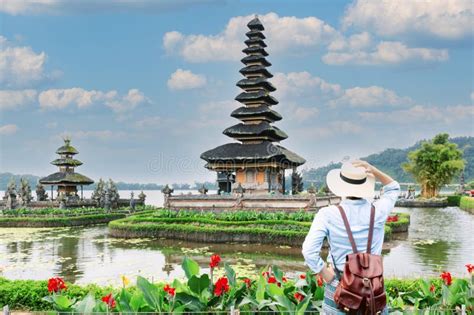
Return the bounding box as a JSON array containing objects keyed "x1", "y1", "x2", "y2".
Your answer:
[
  {"x1": 336, "y1": 205, "x2": 358, "y2": 253},
  {"x1": 366, "y1": 204, "x2": 375, "y2": 254}
]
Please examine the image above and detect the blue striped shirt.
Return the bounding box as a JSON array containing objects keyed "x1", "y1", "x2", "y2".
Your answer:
[{"x1": 302, "y1": 181, "x2": 401, "y2": 273}]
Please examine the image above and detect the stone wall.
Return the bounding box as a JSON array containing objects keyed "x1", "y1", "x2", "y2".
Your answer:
[{"x1": 164, "y1": 193, "x2": 341, "y2": 212}]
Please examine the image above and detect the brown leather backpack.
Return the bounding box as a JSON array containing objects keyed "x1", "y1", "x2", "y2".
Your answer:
[{"x1": 333, "y1": 205, "x2": 386, "y2": 314}]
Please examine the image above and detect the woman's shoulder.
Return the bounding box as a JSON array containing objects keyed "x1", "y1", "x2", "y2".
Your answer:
[{"x1": 315, "y1": 204, "x2": 339, "y2": 219}]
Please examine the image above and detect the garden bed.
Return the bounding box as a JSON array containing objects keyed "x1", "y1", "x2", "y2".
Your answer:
[
  {"x1": 0, "y1": 213, "x2": 127, "y2": 227},
  {"x1": 395, "y1": 198, "x2": 448, "y2": 208},
  {"x1": 0, "y1": 207, "x2": 156, "y2": 228},
  {"x1": 109, "y1": 209, "x2": 408, "y2": 245},
  {"x1": 1, "y1": 255, "x2": 472, "y2": 313},
  {"x1": 460, "y1": 196, "x2": 474, "y2": 214}
]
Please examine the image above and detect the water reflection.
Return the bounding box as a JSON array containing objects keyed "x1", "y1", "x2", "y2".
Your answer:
[{"x1": 0, "y1": 206, "x2": 473, "y2": 285}]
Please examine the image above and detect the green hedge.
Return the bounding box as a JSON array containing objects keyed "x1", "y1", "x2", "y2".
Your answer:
[
  {"x1": 1, "y1": 206, "x2": 154, "y2": 217},
  {"x1": 460, "y1": 196, "x2": 474, "y2": 212},
  {"x1": 109, "y1": 215, "x2": 395, "y2": 244},
  {"x1": 0, "y1": 213, "x2": 126, "y2": 227},
  {"x1": 0, "y1": 277, "x2": 112, "y2": 311},
  {"x1": 0, "y1": 277, "x2": 443, "y2": 311},
  {"x1": 151, "y1": 208, "x2": 316, "y2": 222},
  {"x1": 447, "y1": 195, "x2": 462, "y2": 207}
]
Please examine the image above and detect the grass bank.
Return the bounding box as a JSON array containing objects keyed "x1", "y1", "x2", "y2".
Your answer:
[
  {"x1": 0, "y1": 206, "x2": 155, "y2": 227},
  {"x1": 109, "y1": 209, "x2": 409, "y2": 245},
  {"x1": 460, "y1": 196, "x2": 474, "y2": 214}
]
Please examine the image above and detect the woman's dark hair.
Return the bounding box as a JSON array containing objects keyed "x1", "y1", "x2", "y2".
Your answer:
[{"x1": 347, "y1": 196, "x2": 362, "y2": 200}]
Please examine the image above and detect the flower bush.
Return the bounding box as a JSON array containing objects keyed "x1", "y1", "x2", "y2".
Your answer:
[{"x1": 39, "y1": 257, "x2": 473, "y2": 313}]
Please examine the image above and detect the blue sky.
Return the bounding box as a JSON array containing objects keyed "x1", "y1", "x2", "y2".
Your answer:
[{"x1": 0, "y1": 0, "x2": 473, "y2": 184}]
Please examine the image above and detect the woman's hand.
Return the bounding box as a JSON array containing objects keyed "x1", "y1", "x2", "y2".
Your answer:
[
  {"x1": 352, "y1": 160, "x2": 394, "y2": 186},
  {"x1": 352, "y1": 160, "x2": 375, "y2": 176},
  {"x1": 320, "y1": 265, "x2": 335, "y2": 283}
]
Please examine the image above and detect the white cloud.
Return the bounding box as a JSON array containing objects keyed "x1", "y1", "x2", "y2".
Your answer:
[
  {"x1": 0, "y1": 89, "x2": 37, "y2": 110},
  {"x1": 1, "y1": 0, "x2": 216, "y2": 15},
  {"x1": 272, "y1": 71, "x2": 411, "y2": 109},
  {"x1": 328, "y1": 32, "x2": 372, "y2": 51},
  {"x1": 290, "y1": 105, "x2": 319, "y2": 122},
  {"x1": 323, "y1": 41, "x2": 448, "y2": 65},
  {"x1": 298, "y1": 120, "x2": 364, "y2": 139},
  {"x1": 342, "y1": 0, "x2": 473, "y2": 40},
  {"x1": 38, "y1": 88, "x2": 149, "y2": 113},
  {"x1": 330, "y1": 86, "x2": 413, "y2": 107},
  {"x1": 167, "y1": 69, "x2": 207, "y2": 90},
  {"x1": 0, "y1": 36, "x2": 52, "y2": 88},
  {"x1": 104, "y1": 89, "x2": 148, "y2": 113},
  {"x1": 470, "y1": 92, "x2": 474, "y2": 101},
  {"x1": 0, "y1": 124, "x2": 19, "y2": 135},
  {"x1": 163, "y1": 12, "x2": 338, "y2": 62},
  {"x1": 358, "y1": 104, "x2": 474, "y2": 124},
  {"x1": 272, "y1": 71, "x2": 342, "y2": 99}
]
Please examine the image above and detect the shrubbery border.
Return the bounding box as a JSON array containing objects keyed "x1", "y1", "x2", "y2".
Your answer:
[
  {"x1": 109, "y1": 216, "x2": 394, "y2": 245},
  {"x1": 0, "y1": 213, "x2": 126, "y2": 227},
  {"x1": 0, "y1": 276, "x2": 441, "y2": 312}
]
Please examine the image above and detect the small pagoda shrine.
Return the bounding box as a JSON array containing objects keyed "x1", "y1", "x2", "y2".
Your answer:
[
  {"x1": 39, "y1": 138, "x2": 94, "y2": 200},
  {"x1": 201, "y1": 16, "x2": 306, "y2": 194}
]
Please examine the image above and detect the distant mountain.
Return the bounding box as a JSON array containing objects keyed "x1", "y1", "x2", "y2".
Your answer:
[
  {"x1": 2, "y1": 136, "x2": 471, "y2": 191},
  {"x1": 0, "y1": 172, "x2": 41, "y2": 192},
  {"x1": 302, "y1": 136, "x2": 474, "y2": 186},
  {"x1": 0, "y1": 172, "x2": 217, "y2": 191}
]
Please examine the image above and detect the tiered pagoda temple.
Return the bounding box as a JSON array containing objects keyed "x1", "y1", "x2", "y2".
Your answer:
[
  {"x1": 39, "y1": 139, "x2": 94, "y2": 199},
  {"x1": 201, "y1": 16, "x2": 306, "y2": 194}
]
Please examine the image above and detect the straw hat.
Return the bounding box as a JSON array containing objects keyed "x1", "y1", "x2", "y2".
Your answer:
[{"x1": 326, "y1": 162, "x2": 375, "y2": 198}]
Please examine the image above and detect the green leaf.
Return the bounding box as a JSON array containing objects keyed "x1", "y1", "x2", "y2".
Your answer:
[
  {"x1": 130, "y1": 292, "x2": 146, "y2": 312},
  {"x1": 266, "y1": 283, "x2": 284, "y2": 296},
  {"x1": 274, "y1": 294, "x2": 295, "y2": 313},
  {"x1": 224, "y1": 262, "x2": 237, "y2": 286},
  {"x1": 73, "y1": 293, "x2": 96, "y2": 314},
  {"x1": 182, "y1": 257, "x2": 200, "y2": 279},
  {"x1": 137, "y1": 276, "x2": 162, "y2": 312},
  {"x1": 188, "y1": 274, "x2": 210, "y2": 295},
  {"x1": 272, "y1": 265, "x2": 284, "y2": 283},
  {"x1": 118, "y1": 289, "x2": 133, "y2": 313},
  {"x1": 296, "y1": 293, "x2": 312, "y2": 315},
  {"x1": 51, "y1": 295, "x2": 75, "y2": 311},
  {"x1": 174, "y1": 292, "x2": 205, "y2": 311},
  {"x1": 256, "y1": 275, "x2": 266, "y2": 303}
]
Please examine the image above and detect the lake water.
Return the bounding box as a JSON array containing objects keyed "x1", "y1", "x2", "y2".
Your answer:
[{"x1": 1, "y1": 204, "x2": 473, "y2": 286}]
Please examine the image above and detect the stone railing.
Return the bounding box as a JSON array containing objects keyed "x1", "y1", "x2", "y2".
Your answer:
[
  {"x1": 164, "y1": 193, "x2": 341, "y2": 212},
  {"x1": 0, "y1": 198, "x2": 143, "y2": 209}
]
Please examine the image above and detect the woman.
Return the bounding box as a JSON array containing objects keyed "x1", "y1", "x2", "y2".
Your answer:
[{"x1": 302, "y1": 160, "x2": 400, "y2": 314}]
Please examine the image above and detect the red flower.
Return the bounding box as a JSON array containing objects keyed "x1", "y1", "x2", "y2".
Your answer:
[
  {"x1": 267, "y1": 276, "x2": 281, "y2": 287},
  {"x1": 440, "y1": 271, "x2": 452, "y2": 286},
  {"x1": 101, "y1": 293, "x2": 116, "y2": 308},
  {"x1": 262, "y1": 271, "x2": 269, "y2": 277},
  {"x1": 466, "y1": 264, "x2": 474, "y2": 274},
  {"x1": 299, "y1": 274, "x2": 306, "y2": 280},
  {"x1": 214, "y1": 277, "x2": 229, "y2": 296},
  {"x1": 282, "y1": 276, "x2": 288, "y2": 282},
  {"x1": 209, "y1": 254, "x2": 221, "y2": 268},
  {"x1": 243, "y1": 278, "x2": 251, "y2": 288},
  {"x1": 294, "y1": 292, "x2": 305, "y2": 302},
  {"x1": 317, "y1": 275, "x2": 324, "y2": 287},
  {"x1": 47, "y1": 277, "x2": 67, "y2": 293},
  {"x1": 163, "y1": 284, "x2": 175, "y2": 296},
  {"x1": 430, "y1": 284, "x2": 436, "y2": 293},
  {"x1": 386, "y1": 215, "x2": 399, "y2": 223}
]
